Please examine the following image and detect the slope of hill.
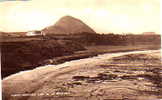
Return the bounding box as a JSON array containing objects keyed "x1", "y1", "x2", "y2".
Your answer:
[
  {"x1": 1, "y1": 39, "x2": 85, "y2": 78},
  {"x1": 42, "y1": 16, "x2": 96, "y2": 35}
]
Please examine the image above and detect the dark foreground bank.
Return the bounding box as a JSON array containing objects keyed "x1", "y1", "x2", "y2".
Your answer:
[{"x1": 1, "y1": 33, "x2": 161, "y2": 78}]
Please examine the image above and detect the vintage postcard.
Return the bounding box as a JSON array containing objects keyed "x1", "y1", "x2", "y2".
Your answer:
[{"x1": 0, "y1": 0, "x2": 161, "y2": 100}]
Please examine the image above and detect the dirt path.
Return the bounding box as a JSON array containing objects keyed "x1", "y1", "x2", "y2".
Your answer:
[{"x1": 2, "y1": 50, "x2": 161, "y2": 100}]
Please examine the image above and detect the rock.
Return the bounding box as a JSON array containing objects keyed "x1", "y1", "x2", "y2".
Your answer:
[{"x1": 72, "y1": 76, "x2": 90, "y2": 81}]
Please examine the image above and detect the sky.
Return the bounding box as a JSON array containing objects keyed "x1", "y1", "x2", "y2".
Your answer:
[{"x1": 0, "y1": 0, "x2": 160, "y2": 34}]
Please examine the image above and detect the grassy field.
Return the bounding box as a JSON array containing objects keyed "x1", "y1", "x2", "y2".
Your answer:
[{"x1": 85, "y1": 44, "x2": 160, "y2": 53}]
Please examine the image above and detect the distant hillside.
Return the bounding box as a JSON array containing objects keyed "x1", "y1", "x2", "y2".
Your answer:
[
  {"x1": 0, "y1": 31, "x2": 26, "y2": 37},
  {"x1": 42, "y1": 16, "x2": 96, "y2": 35},
  {"x1": 142, "y1": 32, "x2": 157, "y2": 35},
  {"x1": 1, "y1": 16, "x2": 96, "y2": 36}
]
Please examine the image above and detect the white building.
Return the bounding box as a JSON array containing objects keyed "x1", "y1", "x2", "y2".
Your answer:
[{"x1": 26, "y1": 31, "x2": 45, "y2": 36}]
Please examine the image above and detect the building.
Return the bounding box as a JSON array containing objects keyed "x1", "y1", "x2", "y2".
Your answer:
[{"x1": 26, "y1": 31, "x2": 45, "y2": 36}]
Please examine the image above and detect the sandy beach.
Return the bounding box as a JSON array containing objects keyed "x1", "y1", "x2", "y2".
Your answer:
[{"x1": 2, "y1": 50, "x2": 161, "y2": 100}]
